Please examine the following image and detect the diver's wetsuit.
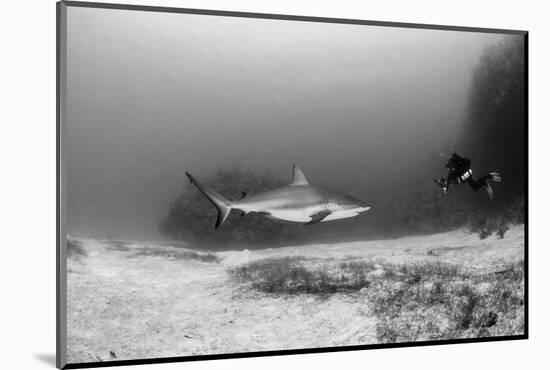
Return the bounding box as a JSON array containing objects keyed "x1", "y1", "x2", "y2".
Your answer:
[
  {"x1": 445, "y1": 154, "x2": 492, "y2": 191},
  {"x1": 436, "y1": 153, "x2": 501, "y2": 197}
]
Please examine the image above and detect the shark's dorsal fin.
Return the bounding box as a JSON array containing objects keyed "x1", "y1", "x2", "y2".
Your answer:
[{"x1": 291, "y1": 164, "x2": 310, "y2": 186}]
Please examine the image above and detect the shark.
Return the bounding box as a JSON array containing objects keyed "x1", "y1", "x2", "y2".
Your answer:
[{"x1": 185, "y1": 164, "x2": 370, "y2": 228}]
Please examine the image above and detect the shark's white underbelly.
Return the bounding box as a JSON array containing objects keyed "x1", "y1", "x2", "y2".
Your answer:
[
  {"x1": 323, "y1": 210, "x2": 360, "y2": 221},
  {"x1": 265, "y1": 208, "x2": 360, "y2": 223},
  {"x1": 267, "y1": 209, "x2": 314, "y2": 223}
]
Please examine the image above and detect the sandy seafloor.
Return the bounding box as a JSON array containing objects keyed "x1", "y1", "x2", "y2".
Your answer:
[{"x1": 66, "y1": 226, "x2": 525, "y2": 363}]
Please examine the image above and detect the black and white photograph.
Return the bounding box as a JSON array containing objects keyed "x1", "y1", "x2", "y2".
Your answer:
[{"x1": 57, "y1": 1, "x2": 526, "y2": 368}]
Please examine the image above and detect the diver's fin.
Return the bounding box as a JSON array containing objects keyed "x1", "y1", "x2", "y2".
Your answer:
[
  {"x1": 290, "y1": 164, "x2": 310, "y2": 186},
  {"x1": 489, "y1": 172, "x2": 502, "y2": 183},
  {"x1": 305, "y1": 210, "x2": 331, "y2": 225},
  {"x1": 186, "y1": 172, "x2": 232, "y2": 228},
  {"x1": 485, "y1": 182, "x2": 494, "y2": 200}
]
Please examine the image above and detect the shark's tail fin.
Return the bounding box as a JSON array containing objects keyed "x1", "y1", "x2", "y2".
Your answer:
[{"x1": 185, "y1": 172, "x2": 233, "y2": 228}]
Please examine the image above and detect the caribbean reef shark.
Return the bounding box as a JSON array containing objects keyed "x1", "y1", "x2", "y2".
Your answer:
[{"x1": 185, "y1": 165, "x2": 370, "y2": 228}]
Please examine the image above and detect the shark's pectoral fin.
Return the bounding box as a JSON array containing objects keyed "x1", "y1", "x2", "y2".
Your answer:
[{"x1": 305, "y1": 210, "x2": 331, "y2": 225}]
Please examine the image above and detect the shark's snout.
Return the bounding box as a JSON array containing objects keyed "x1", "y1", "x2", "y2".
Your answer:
[
  {"x1": 352, "y1": 199, "x2": 371, "y2": 213},
  {"x1": 338, "y1": 197, "x2": 370, "y2": 213}
]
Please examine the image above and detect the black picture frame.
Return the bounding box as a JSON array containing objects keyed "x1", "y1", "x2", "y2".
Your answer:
[{"x1": 57, "y1": 1, "x2": 528, "y2": 368}]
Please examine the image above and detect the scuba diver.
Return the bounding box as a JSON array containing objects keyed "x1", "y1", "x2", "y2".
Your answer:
[{"x1": 435, "y1": 153, "x2": 502, "y2": 199}]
